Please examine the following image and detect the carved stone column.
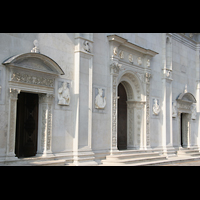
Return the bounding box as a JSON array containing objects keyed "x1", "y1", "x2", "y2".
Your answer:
[
  {"x1": 127, "y1": 101, "x2": 146, "y2": 150},
  {"x1": 110, "y1": 61, "x2": 121, "y2": 154},
  {"x1": 6, "y1": 88, "x2": 20, "y2": 160},
  {"x1": 37, "y1": 93, "x2": 54, "y2": 157},
  {"x1": 145, "y1": 73, "x2": 151, "y2": 148}
]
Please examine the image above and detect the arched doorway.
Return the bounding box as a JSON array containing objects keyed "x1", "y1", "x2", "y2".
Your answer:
[{"x1": 117, "y1": 83, "x2": 128, "y2": 150}]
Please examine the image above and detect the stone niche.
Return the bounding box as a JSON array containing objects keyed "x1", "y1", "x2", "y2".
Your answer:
[{"x1": 2, "y1": 52, "x2": 64, "y2": 159}]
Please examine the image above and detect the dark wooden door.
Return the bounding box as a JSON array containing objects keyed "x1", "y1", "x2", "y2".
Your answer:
[
  {"x1": 15, "y1": 92, "x2": 39, "y2": 158},
  {"x1": 117, "y1": 83, "x2": 127, "y2": 150}
]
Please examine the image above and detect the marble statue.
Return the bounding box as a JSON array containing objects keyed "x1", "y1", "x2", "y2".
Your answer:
[
  {"x1": 153, "y1": 99, "x2": 160, "y2": 115},
  {"x1": 31, "y1": 40, "x2": 40, "y2": 53},
  {"x1": 58, "y1": 82, "x2": 70, "y2": 106},
  {"x1": 95, "y1": 88, "x2": 106, "y2": 109}
]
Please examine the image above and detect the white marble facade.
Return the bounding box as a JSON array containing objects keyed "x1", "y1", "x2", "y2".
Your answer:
[{"x1": 0, "y1": 33, "x2": 200, "y2": 165}]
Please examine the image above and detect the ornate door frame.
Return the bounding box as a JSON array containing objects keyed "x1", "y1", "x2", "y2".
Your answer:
[{"x1": 2, "y1": 53, "x2": 64, "y2": 160}]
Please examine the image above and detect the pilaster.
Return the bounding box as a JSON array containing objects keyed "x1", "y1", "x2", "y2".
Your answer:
[
  {"x1": 73, "y1": 33, "x2": 95, "y2": 165},
  {"x1": 6, "y1": 88, "x2": 20, "y2": 160},
  {"x1": 37, "y1": 93, "x2": 54, "y2": 157}
]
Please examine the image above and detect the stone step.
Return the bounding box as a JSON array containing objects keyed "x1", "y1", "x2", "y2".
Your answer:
[
  {"x1": 106, "y1": 152, "x2": 161, "y2": 161},
  {"x1": 111, "y1": 149, "x2": 159, "y2": 155},
  {"x1": 25, "y1": 159, "x2": 67, "y2": 166},
  {"x1": 102, "y1": 155, "x2": 167, "y2": 165}
]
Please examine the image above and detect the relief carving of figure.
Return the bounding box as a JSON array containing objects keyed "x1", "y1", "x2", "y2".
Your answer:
[
  {"x1": 95, "y1": 88, "x2": 106, "y2": 109},
  {"x1": 153, "y1": 99, "x2": 160, "y2": 115},
  {"x1": 31, "y1": 40, "x2": 40, "y2": 53},
  {"x1": 58, "y1": 82, "x2": 70, "y2": 106},
  {"x1": 137, "y1": 57, "x2": 142, "y2": 65}
]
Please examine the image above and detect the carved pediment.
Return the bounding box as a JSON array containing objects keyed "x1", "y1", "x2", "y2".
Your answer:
[
  {"x1": 2, "y1": 53, "x2": 64, "y2": 75},
  {"x1": 177, "y1": 92, "x2": 196, "y2": 103}
]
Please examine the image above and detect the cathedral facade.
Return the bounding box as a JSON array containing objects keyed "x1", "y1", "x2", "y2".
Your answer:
[{"x1": 0, "y1": 33, "x2": 199, "y2": 165}]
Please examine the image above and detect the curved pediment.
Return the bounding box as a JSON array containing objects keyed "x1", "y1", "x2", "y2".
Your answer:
[
  {"x1": 2, "y1": 53, "x2": 65, "y2": 75},
  {"x1": 177, "y1": 92, "x2": 196, "y2": 103}
]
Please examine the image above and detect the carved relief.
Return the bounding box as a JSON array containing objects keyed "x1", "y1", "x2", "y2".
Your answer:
[
  {"x1": 128, "y1": 54, "x2": 133, "y2": 63},
  {"x1": 31, "y1": 40, "x2": 40, "y2": 53},
  {"x1": 146, "y1": 59, "x2": 150, "y2": 67},
  {"x1": 11, "y1": 71, "x2": 54, "y2": 87},
  {"x1": 145, "y1": 74, "x2": 151, "y2": 146},
  {"x1": 58, "y1": 82, "x2": 70, "y2": 106},
  {"x1": 152, "y1": 98, "x2": 160, "y2": 116},
  {"x1": 113, "y1": 47, "x2": 118, "y2": 56},
  {"x1": 95, "y1": 88, "x2": 106, "y2": 109},
  {"x1": 110, "y1": 62, "x2": 122, "y2": 75},
  {"x1": 83, "y1": 40, "x2": 91, "y2": 53},
  {"x1": 119, "y1": 50, "x2": 124, "y2": 59},
  {"x1": 137, "y1": 57, "x2": 142, "y2": 65}
]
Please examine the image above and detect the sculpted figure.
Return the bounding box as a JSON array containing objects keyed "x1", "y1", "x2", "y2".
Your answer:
[
  {"x1": 153, "y1": 99, "x2": 160, "y2": 115},
  {"x1": 137, "y1": 57, "x2": 142, "y2": 65},
  {"x1": 58, "y1": 82, "x2": 70, "y2": 106},
  {"x1": 146, "y1": 59, "x2": 150, "y2": 67},
  {"x1": 83, "y1": 40, "x2": 91, "y2": 53},
  {"x1": 95, "y1": 88, "x2": 106, "y2": 109},
  {"x1": 31, "y1": 40, "x2": 40, "y2": 53}
]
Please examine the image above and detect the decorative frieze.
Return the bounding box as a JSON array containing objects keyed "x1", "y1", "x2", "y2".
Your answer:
[{"x1": 11, "y1": 71, "x2": 54, "y2": 87}]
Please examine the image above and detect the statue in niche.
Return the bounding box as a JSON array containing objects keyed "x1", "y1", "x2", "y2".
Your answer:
[
  {"x1": 192, "y1": 104, "x2": 196, "y2": 120},
  {"x1": 95, "y1": 88, "x2": 106, "y2": 109},
  {"x1": 152, "y1": 98, "x2": 160, "y2": 115},
  {"x1": 31, "y1": 40, "x2": 40, "y2": 53},
  {"x1": 172, "y1": 101, "x2": 177, "y2": 118},
  {"x1": 58, "y1": 82, "x2": 70, "y2": 106}
]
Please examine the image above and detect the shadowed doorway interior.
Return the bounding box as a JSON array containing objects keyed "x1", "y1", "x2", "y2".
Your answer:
[
  {"x1": 15, "y1": 92, "x2": 39, "y2": 158},
  {"x1": 117, "y1": 83, "x2": 127, "y2": 150}
]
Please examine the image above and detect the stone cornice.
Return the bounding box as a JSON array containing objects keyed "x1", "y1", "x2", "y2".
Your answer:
[{"x1": 107, "y1": 34, "x2": 159, "y2": 57}]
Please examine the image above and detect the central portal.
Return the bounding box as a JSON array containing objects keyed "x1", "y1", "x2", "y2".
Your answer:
[
  {"x1": 117, "y1": 83, "x2": 127, "y2": 150},
  {"x1": 15, "y1": 92, "x2": 39, "y2": 158}
]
